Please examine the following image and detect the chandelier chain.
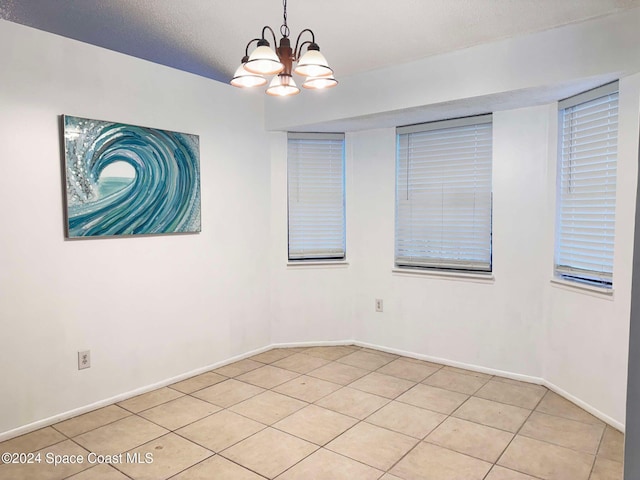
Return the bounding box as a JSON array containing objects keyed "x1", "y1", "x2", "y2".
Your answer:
[{"x1": 280, "y1": 0, "x2": 290, "y2": 38}]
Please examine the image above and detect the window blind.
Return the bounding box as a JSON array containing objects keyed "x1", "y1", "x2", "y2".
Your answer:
[
  {"x1": 396, "y1": 115, "x2": 493, "y2": 271},
  {"x1": 555, "y1": 82, "x2": 618, "y2": 287},
  {"x1": 288, "y1": 132, "x2": 346, "y2": 260}
]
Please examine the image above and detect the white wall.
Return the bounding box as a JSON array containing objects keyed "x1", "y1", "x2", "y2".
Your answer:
[
  {"x1": 0, "y1": 21, "x2": 271, "y2": 435},
  {"x1": 344, "y1": 94, "x2": 638, "y2": 428},
  {"x1": 269, "y1": 132, "x2": 354, "y2": 344},
  {"x1": 266, "y1": 8, "x2": 640, "y2": 428},
  {"x1": 349, "y1": 106, "x2": 550, "y2": 379},
  {"x1": 543, "y1": 73, "x2": 640, "y2": 427}
]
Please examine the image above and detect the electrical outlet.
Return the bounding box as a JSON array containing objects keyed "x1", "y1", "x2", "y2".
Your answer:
[
  {"x1": 78, "y1": 350, "x2": 91, "y2": 370},
  {"x1": 375, "y1": 299, "x2": 383, "y2": 312}
]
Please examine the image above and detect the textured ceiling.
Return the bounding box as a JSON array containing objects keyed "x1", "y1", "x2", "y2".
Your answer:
[{"x1": 1, "y1": 0, "x2": 639, "y2": 84}]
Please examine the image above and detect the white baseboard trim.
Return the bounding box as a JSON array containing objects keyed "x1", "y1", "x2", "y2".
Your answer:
[
  {"x1": 0, "y1": 339, "x2": 624, "y2": 441},
  {"x1": 355, "y1": 340, "x2": 624, "y2": 432},
  {"x1": 0, "y1": 344, "x2": 272, "y2": 443},
  {"x1": 354, "y1": 341, "x2": 545, "y2": 385},
  {"x1": 543, "y1": 380, "x2": 625, "y2": 433}
]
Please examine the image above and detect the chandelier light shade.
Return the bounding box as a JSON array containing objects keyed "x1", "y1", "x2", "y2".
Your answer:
[
  {"x1": 302, "y1": 74, "x2": 338, "y2": 90},
  {"x1": 230, "y1": 0, "x2": 337, "y2": 97},
  {"x1": 266, "y1": 74, "x2": 300, "y2": 96},
  {"x1": 294, "y1": 46, "x2": 333, "y2": 77},
  {"x1": 244, "y1": 41, "x2": 284, "y2": 75},
  {"x1": 230, "y1": 59, "x2": 269, "y2": 88}
]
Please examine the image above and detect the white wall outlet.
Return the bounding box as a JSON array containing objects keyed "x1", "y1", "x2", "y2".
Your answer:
[
  {"x1": 375, "y1": 299, "x2": 384, "y2": 312},
  {"x1": 78, "y1": 350, "x2": 91, "y2": 370}
]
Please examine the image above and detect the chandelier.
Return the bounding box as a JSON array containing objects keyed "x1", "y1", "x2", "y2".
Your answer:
[{"x1": 230, "y1": 0, "x2": 337, "y2": 96}]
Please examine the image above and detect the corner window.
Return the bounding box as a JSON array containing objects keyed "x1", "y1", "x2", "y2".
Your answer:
[
  {"x1": 395, "y1": 115, "x2": 493, "y2": 272},
  {"x1": 287, "y1": 132, "x2": 346, "y2": 261},
  {"x1": 555, "y1": 82, "x2": 618, "y2": 288}
]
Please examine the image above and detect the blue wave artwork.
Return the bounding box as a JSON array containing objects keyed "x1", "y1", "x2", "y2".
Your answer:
[{"x1": 63, "y1": 115, "x2": 201, "y2": 237}]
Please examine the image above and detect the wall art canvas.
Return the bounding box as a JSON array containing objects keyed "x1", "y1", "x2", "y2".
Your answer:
[{"x1": 63, "y1": 115, "x2": 201, "y2": 237}]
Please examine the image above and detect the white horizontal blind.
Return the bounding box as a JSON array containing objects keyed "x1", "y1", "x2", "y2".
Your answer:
[
  {"x1": 555, "y1": 83, "x2": 618, "y2": 287},
  {"x1": 396, "y1": 115, "x2": 492, "y2": 271},
  {"x1": 288, "y1": 133, "x2": 345, "y2": 260}
]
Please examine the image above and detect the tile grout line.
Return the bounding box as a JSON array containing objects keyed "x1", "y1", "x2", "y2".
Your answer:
[
  {"x1": 206, "y1": 455, "x2": 270, "y2": 479},
  {"x1": 315, "y1": 355, "x2": 460, "y2": 475},
  {"x1": 515, "y1": 414, "x2": 606, "y2": 457},
  {"x1": 261, "y1": 355, "x2": 423, "y2": 474},
  {"x1": 51, "y1": 407, "x2": 134, "y2": 438},
  {"x1": 135, "y1": 405, "x2": 219, "y2": 437},
  {"x1": 116, "y1": 388, "x2": 189, "y2": 415},
  {"x1": 274, "y1": 446, "x2": 388, "y2": 479},
  {"x1": 380, "y1": 399, "x2": 459, "y2": 476},
  {"x1": 528, "y1": 405, "x2": 608, "y2": 428},
  {"x1": 587, "y1": 433, "x2": 606, "y2": 480},
  {"x1": 98, "y1": 431, "x2": 175, "y2": 480},
  {"x1": 63, "y1": 435, "x2": 136, "y2": 480},
  {"x1": 447, "y1": 389, "x2": 609, "y2": 451},
  {"x1": 587, "y1": 425, "x2": 616, "y2": 479},
  {"x1": 396, "y1": 387, "x2": 526, "y2": 474},
  {"x1": 491, "y1": 386, "x2": 554, "y2": 480},
  {"x1": 214, "y1": 355, "x2": 368, "y2": 479},
  {"x1": 228, "y1": 357, "x2": 389, "y2": 448},
  {"x1": 64, "y1": 376, "x2": 265, "y2": 479},
  {"x1": 143, "y1": 440, "x2": 217, "y2": 480},
  {"x1": 188, "y1": 377, "x2": 267, "y2": 407},
  {"x1": 312, "y1": 389, "x2": 392, "y2": 422},
  {"x1": 481, "y1": 464, "x2": 546, "y2": 480},
  {"x1": 391, "y1": 375, "x2": 540, "y2": 478},
  {"x1": 170, "y1": 416, "x2": 269, "y2": 463}
]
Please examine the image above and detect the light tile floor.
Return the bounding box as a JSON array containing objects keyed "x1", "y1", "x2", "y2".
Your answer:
[{"x1": 0, "y1": 345, "x2": 625, "y2": 480}]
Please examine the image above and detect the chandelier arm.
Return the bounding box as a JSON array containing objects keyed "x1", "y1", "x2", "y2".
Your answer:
[
  {"x1": 295, "y1": 40, "x2": 314, "y2": 61},
  {"x1": 261, "y1": 25, "x2": 279, "y2": 46},
  {"x1": 244, "y1": 38, "x2": 262, "y2": 58},
  {"x1": 293, "y1": 28, "x2": 316, "y2": 60}
]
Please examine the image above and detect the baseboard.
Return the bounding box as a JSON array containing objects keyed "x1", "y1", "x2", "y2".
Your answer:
[
  {"x1": 0, "y1": 339, "x2": 624, "y2": 441},
  {"x1": 0, "y1": 344, "x2": 272, "y2": 442},
  {"x1": 355, "y1": 340, "x2": 624, "y2": 432},
  {"x1": 543, "y1": 380, "x2": 625, "y2": 433},
  {"x1": 354, "y1": 341, "x2": 546, "y2": 385},
  {"x1": 0, "y1": 341, "x2": 356, "y2": 441}
]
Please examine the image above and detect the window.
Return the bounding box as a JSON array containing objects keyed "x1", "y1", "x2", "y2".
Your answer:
[
  {"x1": 555, "y1": 82, "x2": 619, "y2": 288},
  {"x1": 287, "y1": 132, "x2": 346, "y2": 261},
  {"x1": 395, "y1": 115, "x2": 493, "y2": 272}
]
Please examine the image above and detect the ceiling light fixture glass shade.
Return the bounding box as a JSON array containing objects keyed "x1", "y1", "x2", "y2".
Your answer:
[
  {"x1": 302, "y1": 74, "x2": 338, "y2": 90},
  {"x1": 244, "y1": 43, "x2": 284, "y2": 75},
  {"x1": 230, "y1": 0, "x2": 337, "y2": 97},
  {"x1": 294, "y1": 46, "x2": 333, "y2": 77},
  {"x1": 230, "y1": 63, "x2": 268, "y2": 88},
  {"x1": 266, "y1": 74, "x2": 300, "y2": 97}
]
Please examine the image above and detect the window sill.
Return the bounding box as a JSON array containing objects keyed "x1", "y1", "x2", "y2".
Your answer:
[
  {"x1": 550, "y1": 278, "x2": 614, "y2": 299},
  {"x1": 287, "y1": 261, "x2": 349, "y2": 269},
  {"x1": 392, "y1": 268, "x2": 494, "y2": 284}
]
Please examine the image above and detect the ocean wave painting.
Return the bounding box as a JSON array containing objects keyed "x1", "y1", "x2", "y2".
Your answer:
[{"x1": 63, "y1": 115, "x2": 201, "y2": 237}]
